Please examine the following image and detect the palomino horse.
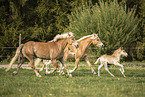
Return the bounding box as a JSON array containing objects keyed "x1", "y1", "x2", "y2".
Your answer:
[
  {"x1": 37, "y1": 48, "x2": 75, "y2": 74},
  {"x1": 5, "y1": 32, "x2": 79, "y2": 77},
  {"x1": 94, "y1": 47, "x2": 128, "y2": 77},
  {"x1": 36, "y1": 33, "x2": 104, "y2": 75}
]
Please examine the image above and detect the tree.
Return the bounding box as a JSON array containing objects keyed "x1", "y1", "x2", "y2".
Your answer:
[{"x1": 135, "y1": 0, "x2": 145, "y2": 60}]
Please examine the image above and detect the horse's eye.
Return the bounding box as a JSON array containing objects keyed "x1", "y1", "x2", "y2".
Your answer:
[
  {"x1": 97, "y1": 39, "x2": 99, "y2": 41},
  {"x1": 71, "y1": 38, "x2": 74, "y2": 40}
]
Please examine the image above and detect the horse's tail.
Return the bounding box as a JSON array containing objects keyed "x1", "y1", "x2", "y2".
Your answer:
[
  {"x1": 5, "y1": 44, "x2": 24, "y2": 71},
  {"x1": 94, "y1": 58, "x2": 100, "y2": 64}
]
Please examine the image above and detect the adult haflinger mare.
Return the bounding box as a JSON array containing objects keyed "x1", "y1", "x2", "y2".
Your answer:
[
  {"x1": 36, "y1": 33, "x2": 104, "y2": 75},
  {"x1": 5, "y1": 32, "x2": 79, "y2": 77}
]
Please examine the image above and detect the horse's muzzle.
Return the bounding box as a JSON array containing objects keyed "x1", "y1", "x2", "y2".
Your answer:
[{"x1": 99, "y1": 43, "x2": 104, "y2": 48}]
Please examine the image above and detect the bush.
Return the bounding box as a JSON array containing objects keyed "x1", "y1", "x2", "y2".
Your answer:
[
  {"x1": 66, "y1": 0, "x2": 139, "y2": 60},
  {"x1": 0, "y1": 20, "x2": 29, "y2": 61}
]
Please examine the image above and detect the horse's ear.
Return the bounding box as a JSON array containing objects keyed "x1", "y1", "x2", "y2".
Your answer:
[
  {"x1": 120, "y1": 47, "x2": 123, "y2": 50},
  {"x1": 68, "y1": 32, "x2": 74, "y2": 37},
  {"x1": 68, "y1": 33, "x2": 71, "y2": 36},
  {"x1": 96, "y1": 33, "x2": 98, "y2": 36},
  {"x1": 91, "y1": 34, "x2": 95, "y2": 39}
]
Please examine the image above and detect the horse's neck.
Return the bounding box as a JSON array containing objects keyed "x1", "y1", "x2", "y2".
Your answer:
[
  {"x1": 67, "y1": 45, "x2": 76, "y2": 52},
  {"x1": 56, "y1": 39, "x2": 68, "y2": 51},
  {"x1": 112, "y1": 50, "x2": 121, "y2": 61},
  {"x1": 78, "y1": 37, "x2": 92, "y2": 52}
]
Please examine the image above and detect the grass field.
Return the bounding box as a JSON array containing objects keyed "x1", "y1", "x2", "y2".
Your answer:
[{"x1": 0, "y1": 63, "x2": 145, "y2": 97}]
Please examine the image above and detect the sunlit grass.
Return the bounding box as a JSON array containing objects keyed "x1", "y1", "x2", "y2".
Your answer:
[{"x1": 0, "y1": 63, "x2": 145, "y2": 97}]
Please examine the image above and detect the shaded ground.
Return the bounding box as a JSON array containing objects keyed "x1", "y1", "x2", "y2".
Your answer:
[{"x1": 0, "y1": 64, "x2": 41, "y2": 69}]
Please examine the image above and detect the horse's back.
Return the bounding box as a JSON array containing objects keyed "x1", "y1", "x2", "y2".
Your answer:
[
  {"x1": 22, "y1": 41, "x2": 51, "y2": 59},
  {"x1": 22, "y1": 41, "x2": 64, "y2": 59}
]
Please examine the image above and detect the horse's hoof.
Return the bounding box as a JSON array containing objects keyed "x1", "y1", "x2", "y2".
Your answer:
[
  {"x1": 69, "y1": 74, "x2": 72, "y2": 77},
  {"x1": 60, "y1": 71, "x2": 65, "y2": 75},
  {"x1": 69, "y1": 70, "x2": 73, "y2": 73},
  {"x1": 38, "y1": 75, "x2": 42, "y2": 77},
  {"x1": 36, "y1": 74, "x2": 42, "y2": 77},
  {"x1": 13, "y1": 71, "x2": 17, "y2": 76},
  {"x1": 93, "y1": 72, "x2": 97, "y2": 75},
  {"x1": 45, "y1": 71, "x2": 51, "y2": 75}
]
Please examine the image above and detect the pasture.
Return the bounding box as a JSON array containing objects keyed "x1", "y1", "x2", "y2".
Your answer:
[{"x1": 0, "y1": 62, "x2": 145, "y2": 97}]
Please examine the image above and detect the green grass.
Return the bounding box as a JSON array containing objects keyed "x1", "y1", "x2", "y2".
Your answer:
[{"x1": 0, "y1": 64, "x2": 145, "y2": 97}]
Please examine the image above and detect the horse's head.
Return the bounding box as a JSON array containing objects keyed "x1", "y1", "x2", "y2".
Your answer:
[
  {"x1": 120, "y1": 47, "x2": 128, "y2": 57},
  {"x1": 67, "y1": 32, "x2": 79, "y2": 48},
  {"x1": 91, "y1": 33, "x2": 104, "y2": 48}
]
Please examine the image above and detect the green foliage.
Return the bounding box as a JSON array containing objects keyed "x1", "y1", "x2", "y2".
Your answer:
[
  {"x1": 0, "y1": 0, "x2": 144, "y2": 61},
  {"x1": 66, "y1": 0, "x2": 139, "y2": 57},
  {"x1": 0, "y1": 0, "x2": 80, "y2": 61},
  {"x1": 0, "y1": 19, "x2": 30, "y2": 61},
  {"x1": 135, "y1": 0, "x2": 145, "y2": 60}
]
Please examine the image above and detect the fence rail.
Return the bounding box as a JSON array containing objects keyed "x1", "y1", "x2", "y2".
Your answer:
[{"x1": 0, "y1": 47, "x2": 144, "y2": 58}]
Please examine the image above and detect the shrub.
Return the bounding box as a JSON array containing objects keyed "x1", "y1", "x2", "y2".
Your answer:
[{"x1": 66, "y1": 0, "x2": 139, "y2": 60}]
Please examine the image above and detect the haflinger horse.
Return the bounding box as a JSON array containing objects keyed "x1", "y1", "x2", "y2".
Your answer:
[
  {"x1": 94, "y1": 47, "x2": 128, "y2": 77},
  {"x1": 36, "y1": 48, "x2": 75, "y2": 74},
  {"x1": 5, "y1": 32, "x2": 79, "y2": 77},
  {"x1": 36, "y1": 33, "x2": 104, "y2": 75}
]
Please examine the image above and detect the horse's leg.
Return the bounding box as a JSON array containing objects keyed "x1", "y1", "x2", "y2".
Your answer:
[
  {"x1": 69, "y1": 58, "x2": 80, "y2": 73},
  {"x1": 25, "y1": 55, "x2": 41, "y2": 77},
  {"x1": 56, "y1": 62, "x2": 65, "y2": 74},
  {"x1": 32, "y1": 59, "x2": 41, "y2": 77},
  {"x1": 34, "y1": 58, "x2": 42, "y2": 67},
  {"x1": 98, "y1": 63, "x2": 103, "y2": 76},
  {"x1": 45, "y1": 60, "x2": 52, "y2": 74},
  {"x1": 39, "y1": 64, "x2": 45, "y2": 72},
  {"x1": 104, "y1": 62, "x2": 114, "y2": 77},
  {"x1": 59, "y1": 58, "x2": 70, "y2": 76},
  {"x1": 13, "y1": 56, "x2": 26, "y2": 76},
  {"x1": 45, "y1": 59, "x2": 57, "y2": 74},
  {"x1": 115, "y1": 63, "x2": 126, "y2": 77},
  {"x1": 58, "y1": 59, "x2": 64, "y2": 75},
  {"x1": 84, "y1": 56, "x2": 96, "y2": 74}
]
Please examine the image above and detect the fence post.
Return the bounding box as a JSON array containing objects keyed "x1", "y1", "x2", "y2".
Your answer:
[{"x1": 18, "y1": 34, "x2": 21, "y2": 63}]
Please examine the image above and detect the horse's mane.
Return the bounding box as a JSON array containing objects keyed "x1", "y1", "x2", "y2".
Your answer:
[
  {"x1": 53, "y1": 32, "x2": 74, "y2": 42},
  {"x1": 112, "y1": 48, "x2": 121, "y2": 55},
  {"x1": 77, "y1": 35, "x2": 93, "y2": 42}
]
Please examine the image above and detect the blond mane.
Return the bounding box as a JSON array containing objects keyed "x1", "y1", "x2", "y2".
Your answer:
[
  {"x1": 112, "y1": 48, "x2": 121, "y2": 56},
  {"x1": 77, "y1": 35, "x2": 92, "y2": 42},
  {"x1": 53, "y1": 32, "x2": 74, "y2": 42},
  {"x1": 77, "y1": 34, "x2": 98, "y2": 42}
]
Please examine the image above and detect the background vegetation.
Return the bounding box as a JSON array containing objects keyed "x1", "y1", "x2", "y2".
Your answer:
[
  {"x1": 0, "y1": 0, "x2": 144, "y2": 61},
  {"x1": 66, "y1": 0, "x2": 139, "y2": 61}
]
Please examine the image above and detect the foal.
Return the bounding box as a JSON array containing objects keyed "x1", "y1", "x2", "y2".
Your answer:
[{"x1": 94, "y1": 47, "x2": 128, "y2": 77}]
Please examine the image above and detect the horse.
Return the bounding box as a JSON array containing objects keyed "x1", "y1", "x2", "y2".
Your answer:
[
  {"x1": 37, "y1": 48, "x2": 75, "y2": 74},
  {"x1": 36, "y1": 33, "x2": 104, "y2": 75},
  {"x1": 94, "y1": 47, "x2": 128, "y2": 77},
  {"x1": 5, "y1": 32, "x2": 79, "y2": 77}
]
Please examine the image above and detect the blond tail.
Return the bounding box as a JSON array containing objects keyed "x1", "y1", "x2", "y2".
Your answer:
[
  {"x1": 94, "y1": 58, "x2": 100, "y2": 64},
  {"x1": 5, "y1": 44, "x2": 23, "y2": 71}
]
